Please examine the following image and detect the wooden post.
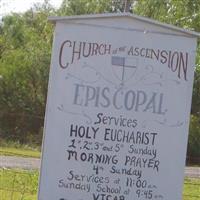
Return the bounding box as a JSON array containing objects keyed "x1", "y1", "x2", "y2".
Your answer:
[{"x1": 124, "y1": 0, "x2": 131, "y2": 12}]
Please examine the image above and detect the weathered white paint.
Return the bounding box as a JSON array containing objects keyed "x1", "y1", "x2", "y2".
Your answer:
[
  {"x1": 49, "y1": 13, "x2": 200, "y2": 37},
  {"x1": 38, "y1": 13, "x2": 199, "y2": 200}
]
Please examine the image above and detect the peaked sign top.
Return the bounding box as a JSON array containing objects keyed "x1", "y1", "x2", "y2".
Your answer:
[{"x1": 49, "y1": 12, "x2": 200, "y2": 38}]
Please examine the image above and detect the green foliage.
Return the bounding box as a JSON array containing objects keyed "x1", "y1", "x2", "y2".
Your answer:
[
  {"x1": 0, "y1": 0, "x2": 124, "y2": 145},
  {"x1": 0, "y1": 146, "x2": 40, "y2": 158},
  {"x1": 0, "y1": 0, "x2": 199, "y2": 161},
  {"x1": 133, "y1": 0, "x2": 200, "y2": 31},
  {"x1": 188, "y1": 115, "x2": 200, "y2": 159},
  {"x1": 192, "y1": 52, "x2": 200, "y2": 117},
  {"x1": 0, "y1": 138, "x2": 40, "y2": 157},
  {"x1": 58, "y1": 0, "x2": 111, "y2": 15},
  {"x1": 133, "y1": 0, "x2": 200, "y2": 161},
  {"x1": 57, "y1": 0, "x2": 125, "y2": 16},
  {"x1": 0, "y1": 2, "x2": 54, "y2": 144},
  {"x1": 0, "y1": 168, "x2": 199, "y2": 200},
  {"x1": 183, "y1": 178, "x2": 200, "y2": 200},
  {"x1": 0, "y1": 169, "x2": 38, "y2": 200}
]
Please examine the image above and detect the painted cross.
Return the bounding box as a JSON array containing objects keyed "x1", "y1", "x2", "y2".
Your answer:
[{"x1": 111, "y1": 56, "x2": 138, "y2": 85}]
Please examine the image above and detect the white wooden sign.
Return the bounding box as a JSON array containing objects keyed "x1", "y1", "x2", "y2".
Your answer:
[{"x1": 38, "y1": 13, "x2": 199, "y2": 200}]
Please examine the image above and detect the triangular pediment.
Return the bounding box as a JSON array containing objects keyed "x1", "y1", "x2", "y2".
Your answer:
[{"x1": 49, "y1": 13, "x2": 200, "y2": 38}]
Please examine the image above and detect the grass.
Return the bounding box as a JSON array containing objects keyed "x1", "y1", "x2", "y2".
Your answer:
[
  {"x1": 183, "y1": 178, "x2": 200, "y2": 200},
  {"x1": 0, "y1": 169, "x2": 39, "y2": 200},
  {"x1": 0, "y1": 147, "x2": 40, "y2": 158},
  {"x1": 0, "y1": 139, "x2": 41, "y2": 158},
  {"x1": 0, "y1": 169, "x2": 199, "y2": 200}
]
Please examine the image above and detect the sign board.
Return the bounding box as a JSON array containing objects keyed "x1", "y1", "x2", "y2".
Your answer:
[{"x1": 38, "y1": 13, "x2": 199, "y2": 200}]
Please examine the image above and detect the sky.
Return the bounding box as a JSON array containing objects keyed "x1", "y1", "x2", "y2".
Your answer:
[{"x1": 0, "y1": 0, "x2": 63, "y2": 16}]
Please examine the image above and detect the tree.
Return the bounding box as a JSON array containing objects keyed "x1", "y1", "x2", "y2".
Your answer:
[
  {"x1": 57, "y1": 0, "x2": 125, "y2": 16},
  {"x1": 188, "y1": 115, "x2": 200, "y2": 163},
  {"x1": 0, "y1": 1, "x2": 55, "y2": 144},
  {"x1": 191, "y1": 35, "x2": 200, "y2": 118},
  {"x1": 0, "y1": 0, "x2": 199, "y2": 150},
  {"x1": 133, "y1": 0, "x2": 200, "y2": 116},
  {"x1": 133, "y1": 0, "x2": 200, "y2": 161}
]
